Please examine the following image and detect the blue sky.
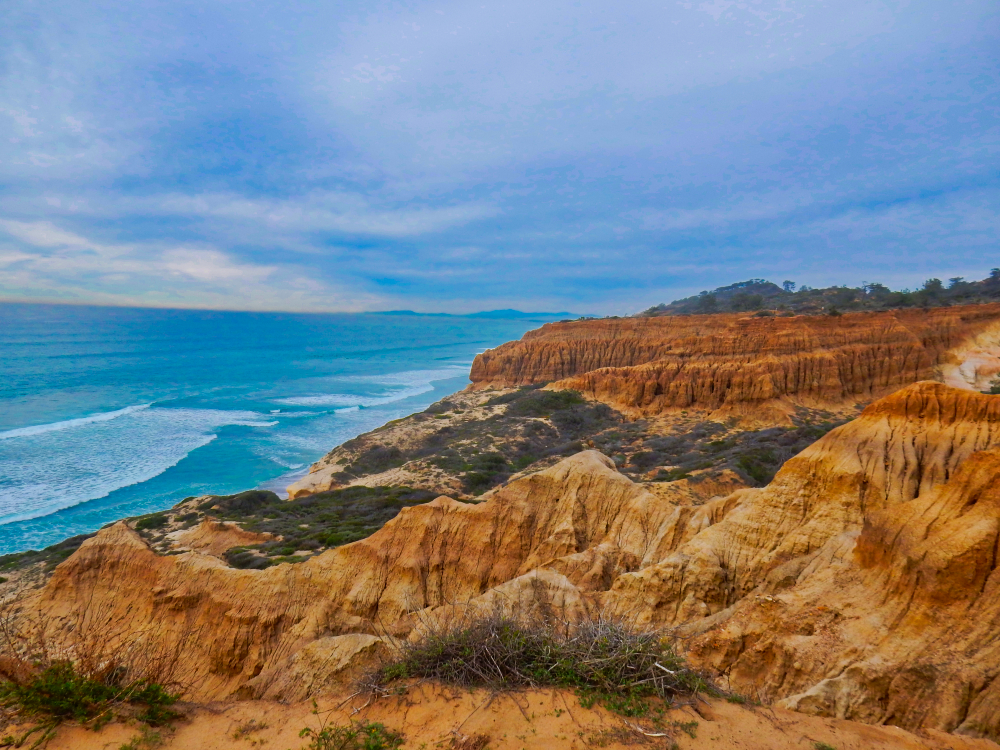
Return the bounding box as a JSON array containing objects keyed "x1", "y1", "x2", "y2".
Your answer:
[{"x1": 1, "y1": 0, "x2": 997, "y2": 314}]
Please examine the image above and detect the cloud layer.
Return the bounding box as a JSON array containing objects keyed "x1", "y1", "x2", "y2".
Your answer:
[{"x1": 1, "y1": 0, "x2": 997, "y2": 313}]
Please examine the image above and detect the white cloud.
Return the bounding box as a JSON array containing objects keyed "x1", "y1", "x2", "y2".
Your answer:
[
  {"x1": 0, "y1": 219, "x2": 378, "y2": 311},
  {"x1": 153, "y1": 192, "x2": 498, "y2": 238},
  {"x1": 161, "y1": 248, "x2": 277, "y2": 284},
  {"x1": 0, "y1": 219, "x2": 90, "y2": 248},
  {"x1": 630, "y1": 192, "x2": 816, "y2": 231}
]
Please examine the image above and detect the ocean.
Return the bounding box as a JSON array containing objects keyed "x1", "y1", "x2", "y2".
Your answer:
[{"x1": 0, "y1": 303, "x2": 560, "y2": 555}]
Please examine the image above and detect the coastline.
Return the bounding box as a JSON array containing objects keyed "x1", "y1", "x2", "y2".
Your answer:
[
  {"x1": 1, "y1": 305, "x2": 566, "y2": 556},
  {"x1": 6, "y1": 304, "x2": 1000, "y2": 744},
  {"x1": 0, "y1": 373, "x2": 476, "y2": 556}
]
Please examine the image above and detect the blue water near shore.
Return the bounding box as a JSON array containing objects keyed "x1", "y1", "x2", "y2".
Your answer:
[{"x1": 0, "y1": 303, "x2": 562, "y2": 554}]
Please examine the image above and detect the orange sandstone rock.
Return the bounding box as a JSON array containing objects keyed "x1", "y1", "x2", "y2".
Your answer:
[
  {"x1": 470, "y1": 305, "x2": 1000, "y2": 420},
  {"x1": 19, "y1": 382, "x2": 1000, "y2": 741}
]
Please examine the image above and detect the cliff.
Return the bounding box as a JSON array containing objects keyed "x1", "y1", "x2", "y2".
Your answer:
[
  {"x1": 15, "y1": 382, "x2": 1000, "y2": 741},
  {"x1": 469, "y1": 305, "x2": 1000, "y2": 420}
]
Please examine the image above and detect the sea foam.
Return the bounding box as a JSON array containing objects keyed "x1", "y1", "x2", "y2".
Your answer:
[
  {"x1": 0, "y1": 406, "x2": 277, "y2": 525},
  {"x1": 278, "y1": 366, "x2": 467, "y2": 408},
  {"x1": 0, "y1": 404, "x2": 152, "y2": 440}
]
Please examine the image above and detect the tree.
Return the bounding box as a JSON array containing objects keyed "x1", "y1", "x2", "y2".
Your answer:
[
  {"x1": 730, "y1": 292, "x2": 764, "y2": 312},
  {"x1": 990, "y1": 268, "x2": 1000, "y2": 285},
  {"x1": 782, "y1": 280, "x2": 796, "y2": 293},
  {"x1": 697, "y1": 294, "x2": 718, "y2": 313},
  {"x1": 923, "y1": 278, "x2": 944, "y2": 296},
  {"x1": 948, "y1": 277, "x2": 965, "y2": 288}
]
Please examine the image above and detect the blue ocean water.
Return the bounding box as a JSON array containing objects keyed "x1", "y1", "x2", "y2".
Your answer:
[{"x1": 0, "y1": 303, "x2": 560, "y2": 554}]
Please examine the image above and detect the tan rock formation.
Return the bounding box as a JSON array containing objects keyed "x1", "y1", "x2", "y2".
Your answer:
[
  {"x1": 172, "y1": 518, "x2": 275, "y2": 557},
  {"x1": 18, "y1": 382, "x2": 1000, "y2": 741},
  {"x1": 470, "y1": 305, "x2": 1000, "y2": 420}
]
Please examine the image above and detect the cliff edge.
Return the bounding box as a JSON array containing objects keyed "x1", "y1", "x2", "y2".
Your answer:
[
  {"x1": 13, "y1": 382, "x2": 1000, "y2": 742},
  {"x1": 470, "y1": 305, "x2": 1000, "y2": 422}
]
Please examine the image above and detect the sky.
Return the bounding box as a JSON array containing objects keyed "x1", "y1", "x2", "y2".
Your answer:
[{"x1": 0, "y1": 0, "x2": 998, "y2": 315}]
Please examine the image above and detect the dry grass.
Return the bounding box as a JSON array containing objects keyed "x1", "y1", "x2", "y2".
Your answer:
[
  {"x1": 0, "y1": 597, "x2": 204, "y2": 746},
  {"x1": 367, "y1": 604, "x2": 717, "y2": 719}
]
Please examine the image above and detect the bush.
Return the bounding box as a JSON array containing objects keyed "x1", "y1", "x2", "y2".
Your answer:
[
  {"x1": 506, "y1": 389, "x2": 586, "y2": 418},
  {"x1": 204, "y1": 489, "x2": 281, "y2": 515},
  {"x1": 369, "y1": 607, "x2": 716, "y2": 718},
  {"x1": 344, "y1": 446, "x2": 406, "y2": 476},
  {"x1": 736, "y1": 448, "x2": 778, "y2": 485},
  {"x1": 300, "y1": 719, "x2": 404, "y2": 750},
  {"x1": 134, "y1": 514, "x2": 168, "y2": 531},
  {"x1": 209, "y1": 485, "x2": 437, "y2": 567},
  {"x1": 0, "y1": 606, "x2": 194, "y2": 737},
  {"x1": 0, "y1": 661, "x2": 178, "y2": 725}
]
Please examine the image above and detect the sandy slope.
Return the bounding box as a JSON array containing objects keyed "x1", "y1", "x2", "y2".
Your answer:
[{"x1": 28, "y1": 688, "x2": 1000, "y2": 750}]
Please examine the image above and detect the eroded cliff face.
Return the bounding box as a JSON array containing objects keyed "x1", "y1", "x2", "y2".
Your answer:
[
  {"x1": 611, "y1": 382, "x2": 1000, "y2": 737},
  {"x1": 470, "y1": 305, "x2": 1000, "y2": 420},
  {"x1": 17, "y1": 382, "x2": 1000, "y2": 740}
]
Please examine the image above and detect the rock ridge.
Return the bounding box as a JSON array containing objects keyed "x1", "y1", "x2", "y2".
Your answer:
[
  {"x1": 470, "y1": 304, "x2": 1000, "y2": 420},
  {"x1": 12, "y1": 382, "x2": 1000, "y2": 741}
]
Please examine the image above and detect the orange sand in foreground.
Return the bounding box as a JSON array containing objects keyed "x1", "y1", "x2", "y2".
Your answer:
[{"x1": 31, "y1": 687, "x2": 999, "y2": 750}]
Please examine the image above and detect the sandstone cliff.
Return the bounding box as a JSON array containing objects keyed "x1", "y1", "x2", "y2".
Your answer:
[
  {"x1": 17, "y1": 382, "x2": 1000, "y2": 742},
  {"x1": 470, "y1": 305, "x2": 1000, "y2": 420}
]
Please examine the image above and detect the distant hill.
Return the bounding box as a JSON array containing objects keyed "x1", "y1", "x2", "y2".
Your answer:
[
  {"x1": 638, "y1": 271, "x2": 1000, "y2": 317},
  {"x1": 466, "y1": 309, "x2": 578, "y2": 319},
  {"x1": 374, "y1": 309, "x2": 580, "y2": 319}
]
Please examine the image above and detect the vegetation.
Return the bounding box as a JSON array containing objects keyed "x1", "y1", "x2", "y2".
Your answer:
[
  {"x1": 983, "y1": 377, "x2": 1000, "y2": 395},
  {"x1": 117, "y1": 725, "x2": 166, "y2": 750},
  {"x1": 640, "y1": 271, "x2": 1000, "y2": 317},
  {"x1": 0, "y1": 533, "x2": 96, "y2": 575},
  {"x1": 616, "y1": 412, "x2": 846, "y2": 488},
  {"x1": 369, "y1": 607, "x2": 716, "y2": 720},
  {"x1": 0, "y1": 608, "x2": 191, "y2": 747},
  {"x1": 0, "y1": 662, "x2": 177, "y2": 726},
  {"x1": 134, "y1": 514, "x2": 169, "y2": 531},
  {"x1": 299, "y1": 718, "x2": 404, "y2": 750},
  {"x1": 194, "y1": 486, "x2": 437, "y2": 569},
  {"x1": 334, "y1": 387, "x2": 623, "y2": 496},
  {"x1": 332, "y1": 387, "x2": 840, "y2": 495}
]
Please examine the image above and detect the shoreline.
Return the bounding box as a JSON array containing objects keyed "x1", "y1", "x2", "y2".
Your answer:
[{"x1": 0, "y1": 374, "x2": 477, "y2": 557}]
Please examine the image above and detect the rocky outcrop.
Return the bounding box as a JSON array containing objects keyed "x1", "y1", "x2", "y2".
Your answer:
[
  {"x1": 470, "y1": 305, "x2": 1000, "y2": 420},
  {"x1": 26, "y1": 451, "x2": 742, "y2": 701},
  {"x1": 675, "y1": 384, "x2": 1000, "y2": 737},
  {"x1": 20, "y1": 382, "x2": 1000, "y2": 740},
  {"x1": 172, "y1": 519, "x2": 275, "y2": 557}
]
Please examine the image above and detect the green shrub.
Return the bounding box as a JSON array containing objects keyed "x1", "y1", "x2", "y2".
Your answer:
[
  {"x1": 506, "y1": 389, "x2": 586, "y2": 417},
  {"x1": 0, "y1": 661, "x2": 178, "y2": 726},
  {"x1": 134, "y1": 514, "x2": 168, "y2": 531},
  {"x1": 117, "y1": 725, "x2": 164, "y2": 750},
  {"x1": 210, "y1": 485, "x2": 436, "y2": 568},
  {"x1": 736, "y1": 448, "x2": 778, "y2": 486},
  {"x1": 299, "y1": 720, "x2": 404, "y2": 750}
]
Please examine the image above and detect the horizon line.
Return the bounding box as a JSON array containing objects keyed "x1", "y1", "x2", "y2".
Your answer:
[{"x1": 0, "y1": 295, "x2": 584, "y2": 318}]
